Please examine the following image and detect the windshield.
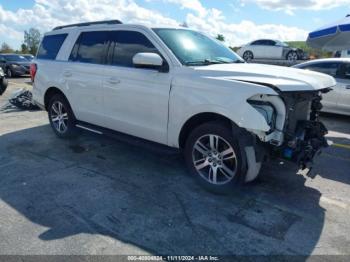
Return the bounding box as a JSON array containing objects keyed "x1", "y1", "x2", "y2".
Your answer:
[
  {"x1": 153, "y1": 28, "x2": 244, "y2": 66},
  {"x1": 4, "y1": 55, "x2": 28, "y2": 62}
]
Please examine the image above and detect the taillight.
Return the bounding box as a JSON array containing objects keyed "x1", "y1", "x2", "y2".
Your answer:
[{"x1": 30, "y1": 63, "x2": 37, "y2": 82}]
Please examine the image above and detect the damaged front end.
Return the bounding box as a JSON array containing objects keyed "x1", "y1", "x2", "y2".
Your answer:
[{"x1": 275, "y1": 89, "x2": 331, "y2": 170}]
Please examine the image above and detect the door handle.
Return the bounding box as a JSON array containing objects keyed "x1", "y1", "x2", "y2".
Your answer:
[
  {"x1": 63, "y1": 71, "x2": 72, "y2": 77},
  {"x1": 107, "y1": 78, "x2": 120, "y2": 85},
  {"x1": 345, "y1": 85, "x2": 350, "y2": 89}
]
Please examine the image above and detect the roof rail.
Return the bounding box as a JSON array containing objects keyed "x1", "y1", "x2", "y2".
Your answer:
[{"x1": 53, "y1": 20, "x2": 123, "y2": 30}]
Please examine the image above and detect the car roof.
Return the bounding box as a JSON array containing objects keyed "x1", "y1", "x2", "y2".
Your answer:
[
  {"x1": 46, "y1": 21, "x2": 189, "y2": 35},
  {"x1": 297, "y1": 58, "x2": 350, "y2": 65}
]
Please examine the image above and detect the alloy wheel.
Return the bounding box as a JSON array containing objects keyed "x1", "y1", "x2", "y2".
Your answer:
[
  {"x1": 50, "y1": 101, "x2": 68, "y2": 133},
  {"x1": 192, "y1": 134, "x2": 237, "y2": 185},
  {"x1": 243, "y1": 51, "x2": 253, "y2": 62},
  {"x1": 287, "y1": 52, "x2": 298, "y2": 61}
]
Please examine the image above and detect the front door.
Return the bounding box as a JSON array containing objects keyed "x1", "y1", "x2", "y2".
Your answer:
[{"x1": 102, "y1": 30, "x2": 172, "y2": 144}]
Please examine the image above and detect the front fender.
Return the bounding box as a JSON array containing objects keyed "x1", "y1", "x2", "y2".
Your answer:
[{"x1": 167, "y1": 76, "x2": 279, "y2": 147}]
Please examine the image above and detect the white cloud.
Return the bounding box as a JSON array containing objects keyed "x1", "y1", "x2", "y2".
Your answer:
[
  {"x1": 241, "y1": 0, "x2": 350, "y2": 14},
  {"x1": 163, "y1": 0, "x2": 207, "y2": 17},
  {"x1": 0, "y1": 0, "x2": 308, "y2": 49}
]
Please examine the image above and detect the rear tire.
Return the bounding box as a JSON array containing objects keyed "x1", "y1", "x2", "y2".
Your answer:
[
  {"x1": 6, "y1": 68, "x2": 13, "y2": 78},
  {"x1": 184, "y1": 121, "x2": 246, "y2": 194},
  {"x1": 48, "y1": 94, "x2": 78, "y2": 139}
]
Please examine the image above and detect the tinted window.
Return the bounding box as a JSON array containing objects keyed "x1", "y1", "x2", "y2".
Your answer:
[
  {"x1": 265, "y1": 40, "x2": 276, "y2": 46},
  {"x1": 71, "y1": 31, "x2": 109, "y2": 64},
  {"x1": 37, "y1": 34, "x2": 68, "y2": 60},
  {"x1": 251, "y1": 40, "x2": 264, "y2": 45},
  {"x1": 4, "y1": 55, "x2": 28, "y2": 62},
  {"x1": 337, "y1": 63, "x2": 350, "y2": 79},
  {"x1": 301, "y1": 62, "x2": 341, "y2": 77},
  {"x1": 110, "y1": 31, "x2": 158, "y2": 67}
]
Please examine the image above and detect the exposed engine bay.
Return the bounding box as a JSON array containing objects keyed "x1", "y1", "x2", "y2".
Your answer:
[
  {"x1": 277, "y1": 89, "x2": 330, "y2": 170},
  {"x1": 245, "y1": 86, "x2": 331, "y2": 180}
]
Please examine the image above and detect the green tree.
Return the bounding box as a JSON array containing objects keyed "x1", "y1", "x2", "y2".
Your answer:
[
  {"x1": 20, "y1": 43, "x2": 29, "y2": 54},
  {"x1": 216, "y1": 34, "x2": 225, "y2": 42},
  {"x1": 24, "y1": 28, "x2": 41, "y2": 55},
  {"x1": 0, "y1": 42, "x2": 14, "y2": 53}
]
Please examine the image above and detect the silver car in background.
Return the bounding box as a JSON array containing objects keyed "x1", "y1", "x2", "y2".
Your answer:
[
  {"x1": 237, "y1": 39, "x2": 305, "y2": 62},
  {"x1": 293, "y1": 58, "x2": 350, "y2": 116}
]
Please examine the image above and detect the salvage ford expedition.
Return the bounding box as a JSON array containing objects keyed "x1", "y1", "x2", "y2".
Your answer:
[{"x1": 32, "y1": 20, "x2": 335, "y2": 193}]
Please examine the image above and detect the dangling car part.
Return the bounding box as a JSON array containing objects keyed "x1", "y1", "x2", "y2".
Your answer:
[
  {"x1": 1, "y1": 89, "x2": 40, "y2": 111},
  {"x1": 0, "y1": 68, "x2": 8, "y2": 96}
]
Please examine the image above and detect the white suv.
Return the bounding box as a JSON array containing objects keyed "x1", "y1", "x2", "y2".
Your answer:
[{"x1": 32, "y1": 20, "x2": 335, "y2": 193}]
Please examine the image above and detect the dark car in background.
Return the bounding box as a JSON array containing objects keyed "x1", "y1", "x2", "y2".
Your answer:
[
  {"x1": 0, "y1": 54, "x2": 31, "y2": 77},
  {"x1": 22, "y1": 54, "x2": 35, "y2": 61}
]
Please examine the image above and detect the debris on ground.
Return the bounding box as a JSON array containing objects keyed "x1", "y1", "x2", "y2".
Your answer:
[{"x1": 1, "y1": 88, "x2": 40, "y2": 111}]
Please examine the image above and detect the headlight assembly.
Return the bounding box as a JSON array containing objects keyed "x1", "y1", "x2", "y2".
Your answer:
[{"x1": 248, "y1": 100, "x2": 276, "y2": 130}]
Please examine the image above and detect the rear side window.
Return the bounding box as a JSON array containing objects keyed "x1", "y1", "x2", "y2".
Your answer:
[
  {"x1": 70, "y1": 31, "x2": 109, "y2": 64},
  {"x1": 109, "y1": 31, "x2": 158, "y2": 67},
  {"x1": 301, "y1": 62, "x2": 341, "y2": 77},
  {"x1": 251, "y1": 40, "x2": 263, "y2": 45},
  {"x1": 37, "y1": 34, "x2": 68, "y2": 60}
]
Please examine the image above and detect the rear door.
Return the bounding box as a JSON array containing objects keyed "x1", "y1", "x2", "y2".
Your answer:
[
  {"x1": 249, "y1": 40, "x2": 265, "y2": 59},
  {"x1": 264, "y1": 40, "x2": 282, "y2": 59},
  {"x1": 101, "y1": 29, "x2": 172, "y2": 144},
  {"x1": 64, "y1": 31, "x2": 109, "y2": 126}
]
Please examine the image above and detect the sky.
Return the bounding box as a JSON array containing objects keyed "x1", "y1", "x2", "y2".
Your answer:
[{"x1": 0, "y1": 0, "x2": 350, "y2": 49}]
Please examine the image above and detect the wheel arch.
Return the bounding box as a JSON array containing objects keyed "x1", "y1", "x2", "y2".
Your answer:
[
  {"x1": 178, "y1": 112, "x2": 235, "y2": 149},
  {"x1": 44, "y1": 87, "x2": 69, "y2": 111}
]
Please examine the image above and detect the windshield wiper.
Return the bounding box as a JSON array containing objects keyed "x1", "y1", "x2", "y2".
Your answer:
[{"x1": 184, "y1": 58, "x2": 243, "y2": 66}]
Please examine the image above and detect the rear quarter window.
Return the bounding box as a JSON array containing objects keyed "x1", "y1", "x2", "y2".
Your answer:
[{"x1": 37, "y1": 34, "x2": 68, "y2": 60}]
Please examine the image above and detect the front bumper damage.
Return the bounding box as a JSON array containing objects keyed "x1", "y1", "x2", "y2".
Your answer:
[
  {"x1": 276, "y1": 88, "x2": 331, "y2": 171},
  {"x1": 281, "y1": 120, "x2": 328, "y2": 170}
]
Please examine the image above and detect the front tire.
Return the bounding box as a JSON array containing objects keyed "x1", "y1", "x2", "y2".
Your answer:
[
  {"x1": 184, "y1": 122, "x2": 246, "y2": 194},
  {"x1": 286, "y1": 51, "x2": 298, "y2": 61},
  {"x1": 243, "y1": 51, "x2": 254, "y2": 62},
  {"x1": 48, "y1": 94, "x2": 78, "y2": 139}
]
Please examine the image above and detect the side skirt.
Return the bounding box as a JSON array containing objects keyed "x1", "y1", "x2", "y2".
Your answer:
[{"x1": 75, "y1": 121, "x2": 180, "y2": 155}]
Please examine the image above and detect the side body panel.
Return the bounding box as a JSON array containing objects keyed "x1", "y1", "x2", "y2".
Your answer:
[{"x1": 167, "y1": 70, "x2": 278, "y2": 147}]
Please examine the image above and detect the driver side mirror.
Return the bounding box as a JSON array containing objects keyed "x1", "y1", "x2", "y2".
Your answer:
[{"x1": 133, "y1": 53, "x2": 168, "y2": 72}]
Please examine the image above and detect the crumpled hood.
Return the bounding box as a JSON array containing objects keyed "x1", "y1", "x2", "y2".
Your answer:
[{"x1": 194, "y1": 63, "x2": 336, "y2": 92}]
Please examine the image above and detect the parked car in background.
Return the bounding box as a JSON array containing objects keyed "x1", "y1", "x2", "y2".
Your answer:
[
  {"x1": 237, "y1": 39, "x2": 305, "y2": 62},
  {"x1": 0, "y1": 54, "x2": 31, "y2": 77},
  {"x1": 22, "y1": 54, "x2": 35, "y2": 61},
  {"x1": 33, "y1": 20, "x2": 334, "y2": 193},
  {"x1": 293, "y1": 58, "x2": 350, "y2": 116},
  {"x1": 0, "y1": 67, "x2": 8, "y2": 96}
]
